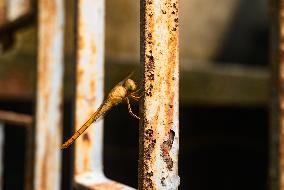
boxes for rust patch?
[144,128,156,160]
[40,136,52,189]
[145,139,156,160]
[91,38,97,54]
[161,177,166,186]
[78,34,85,50]
[82,133,90,142]
[144,171,154,189]
[161,130,175,170]
[142,119,157,189]
[90,80,96,97]
[82,132,92,171]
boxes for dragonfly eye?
[124,79,137,92]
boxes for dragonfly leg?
[133,88,141,94]
[131,88,142,96]
[130,93,143,101]
[126,97,140,120]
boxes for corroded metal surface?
[139,0,180,189]
[74,0,105,177]
[34,0,64,189]
[74,1,136,189]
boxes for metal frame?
[0,0,180,189]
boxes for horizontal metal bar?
[75,174,134,190]
[0,110,32,126]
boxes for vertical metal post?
[0,0,6,24]
[270,0,280,189]
[74,0,105,184]
[0,122,3,190]
[34,0,64,189]
[73,1,135,189]
[280,1,284,189]
[139,0,180,189]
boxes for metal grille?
[0,0,179,189]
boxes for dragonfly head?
[124,79,137,92]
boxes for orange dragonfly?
[61,74,141,149]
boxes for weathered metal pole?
[280,1,284,188]
[0,122,3,190]
[34,0,64,189]
[139,0,180,189]
[74,0,105,184]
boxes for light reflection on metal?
[0,0,31,26]
[34,0,64,189]
[139,0,180,189]
[6,0,30,22]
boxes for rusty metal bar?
[0,0,6,25]
[139,0,180,189]
[34,0,64,189]
[270,0,280,189]
[280,0,284,189]
[74,0,106,187]
[74,0,105,176]
[0,110,32,126]
[0,122,3,190]
[73,0,135,189]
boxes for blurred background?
[0,0,270,189]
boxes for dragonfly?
[61,73,141,149]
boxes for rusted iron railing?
[34,0,65,189]
[139,0,180,189]
[0,0,180,189]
